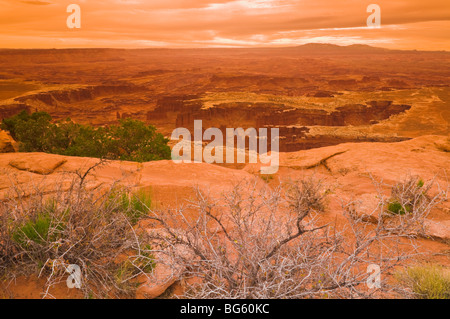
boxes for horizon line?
[0,43,449,53]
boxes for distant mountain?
[0,43,448,54]
[287,43,449,55]
[289,43,390,54]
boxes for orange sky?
[0,0,449,50]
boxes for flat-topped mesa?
[330,102,411,126]
[14,84,146,107]
[209,74,309,88]
[149,98,410,129]
[328,79,358,88]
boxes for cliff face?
[149,97,409,129]
[146,96,411,151]
[0,48,448,155]
[0,87,413,152]
[0,104,30,121]
[14,84,146,107]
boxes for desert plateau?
[1,0,450,303]
[0,46,449,300]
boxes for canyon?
[0,44,449,298]
[0,44,449,154]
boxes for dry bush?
[1,169,446,299]
[383,175,448,237]
[145,176,447,299]
[0,162,154,299]
[388,176,431,216]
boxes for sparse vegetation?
[395,264,450,299]
[145,176,446,299]
[1,169,447,299]
[1,111,171,162]
[11,205,65,250]
[260,174,274,183]
[115,244,156,292]
[0,163,155,298]
[387,176,432,216]
[108,188,153,226]
[387,200,410,215]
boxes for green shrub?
[1,110,51,140]
[11,200,65,249]
[1,111,53,152]
[387,201,411,215]
[107,119,171,162]
[387,176,430,216]
[12,214,53,247]
[1,112,171,162]
[260,174,274,183]
[118,190,152,225]
[417,179,424,188]
[396,264,450,299]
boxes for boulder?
[424,219,450,243]
[0,130,17,153]
[351,193,382,224]
[136,229,195,299]
[136,262,182,299]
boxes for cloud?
[0,0,449,49]
[20,0,52,5]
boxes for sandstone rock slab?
[9,154,67,175]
